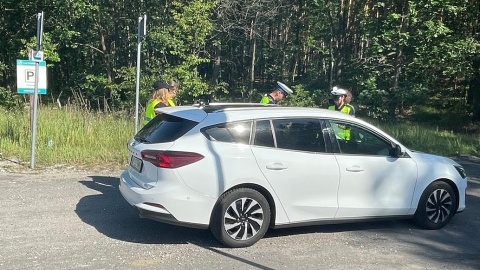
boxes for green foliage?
[0,0,479,125]
[0,87,22,110]
[409,105,472,130]
[110,66,138,109]
[19,33,60,62]
[283,84,321,108]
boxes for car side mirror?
[391,144,404,158]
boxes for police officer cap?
[276,81,294,96]
[331,86,347,96]
[153,80,172,90]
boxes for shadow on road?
[75,175,219,247]
[75,175,274,269]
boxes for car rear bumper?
[119,170,216,228]
[134,206,208,229]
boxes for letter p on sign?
[26,70,35,82]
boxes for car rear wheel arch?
[209,186,275,247]
[210,183,276,228]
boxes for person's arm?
[154,102,167,115]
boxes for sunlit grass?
[0,105,134,168]
[370,120,480,157]
[0,105,479,170]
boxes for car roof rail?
[192,102,279,112]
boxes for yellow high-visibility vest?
[144,99,160,125]
[328,104,354,140]
[260,95,274,104]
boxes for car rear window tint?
[273,118,326,152]
[202,121,252,144]
[254,120,275,147]
[135,114,198,144]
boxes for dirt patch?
[0,157,126,175]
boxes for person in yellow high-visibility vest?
[260,81,294,105]
[328,86,355,140]
[328,86,355,116]
[144,81,173,125]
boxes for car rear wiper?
[134,135,149,143]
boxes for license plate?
[130,155,143,172]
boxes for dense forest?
[1,0,479,121]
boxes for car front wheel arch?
[414,180,458,230]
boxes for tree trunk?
[250,17,257,93]
[211,44,221,86]
[469,56,480,122]
[388,2,409,117]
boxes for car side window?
[202,121,252,144]
[272,118,326,152]
[328,120,392,156]
[253,120,275,147]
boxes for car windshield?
[135,114,198,144]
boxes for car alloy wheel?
[211,188,271,248]
[425,188,452,224]
[414,181,457,230]
[224,197,264,240]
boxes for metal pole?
[134,18,141,134]
[134,14,146,134]
[30,62,40,169]
[30,11,44,169]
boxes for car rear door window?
[135,114,198,144]
[202,121,252,144]
[272,118,326,152]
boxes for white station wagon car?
[119,103,468,248]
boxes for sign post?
[30,11,44,169]
[134,14,147,134]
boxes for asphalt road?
[0,156,479,270]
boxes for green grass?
[0,105,134,168]
[369,119,480,157]
[0,105,478,170]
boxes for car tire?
[414,181,457,230]
[210,188,271,248]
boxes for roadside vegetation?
[0,105,478,169]
[1,1,479,170]
[0,106,132,168]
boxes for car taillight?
[141,150,204,168]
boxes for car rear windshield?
[134,114,198,144]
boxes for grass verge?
[0,105,478,170]
[0,105,133,169]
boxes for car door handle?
[346,165,364,172]
[266,163,287,170]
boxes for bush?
[0,87,23,110]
